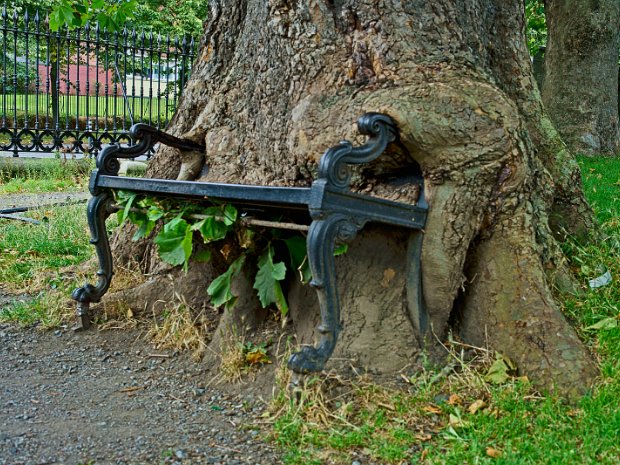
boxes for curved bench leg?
[71,192,115,331]
[288,213,361,373]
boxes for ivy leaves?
[116,192,236,272]
[115,191,317,318]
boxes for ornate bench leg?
[71,192,115,331]
[288,213,361,373]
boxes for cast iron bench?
[72,113,428,374]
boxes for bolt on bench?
[72,113,428,374]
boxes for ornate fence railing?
[0,8,197,157]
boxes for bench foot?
[72,302,92,332]
[71,192,115,328]
[288,214,360,373]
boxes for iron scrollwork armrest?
[74,124,205,329]
[94,124,206,178]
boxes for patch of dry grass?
[145,296,210,361]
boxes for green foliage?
[525,0,547,56]
[0,54,38,93]
[132,0,207,39]
[116,192,348,316]
[0,203,93,290]
[207,255,246,310]
[153,216,193,270]
[254,244,288,316]
[48,0,137,31]
[284,235,312,284]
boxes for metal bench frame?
[72,113,428,374]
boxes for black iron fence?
[0,8,197,156]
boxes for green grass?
[271,155,620,465]
[0,154,617,464]
[0,203,92,289]
[1,93,175,124]
[0,158,92,193]
[0,202,97,327]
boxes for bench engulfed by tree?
[75,1,605,398]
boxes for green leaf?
[484,352,516,385]
[585,316,618,331]
[120,192,137,224]
[147,206,164,222]
[194,249,212,263]
[223,204,238,225]
[284,235,311,284]
[154,217,193,270]
[207,255,246,309]
[192,217,228,243]
[49,10,62,31]
[254,245,288,315]
[334,244,348,256]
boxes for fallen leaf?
[380,268,396,288]
[377,402,396,411]
[119,386,144,393]
[448,394,462,405]
[220,243,233,260]
[423,404,442,414]
[449,413,470,428]
[484,352,516,385]
[585,316,618,331]
[245,349,270,365]
[414,433,432,442]
[486,447,502,458]
[468,399,487,414]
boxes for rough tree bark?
[543,0,620,155]
[113,0,598,397]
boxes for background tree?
[542,0,620,155]
[110,0,599,397]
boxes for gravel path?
[0,324,283,465]
[0,192,90,211]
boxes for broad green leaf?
[132,219,156,241]
[147,206,164,222]
[49,10,62,30]
[192,217,228,243]
[154,217,193,269]
[254,245,288,314]
[207,255,246,309]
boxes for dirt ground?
[0,323,283,465]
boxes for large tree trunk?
[543,0,620,155]
[114,0,597,397]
